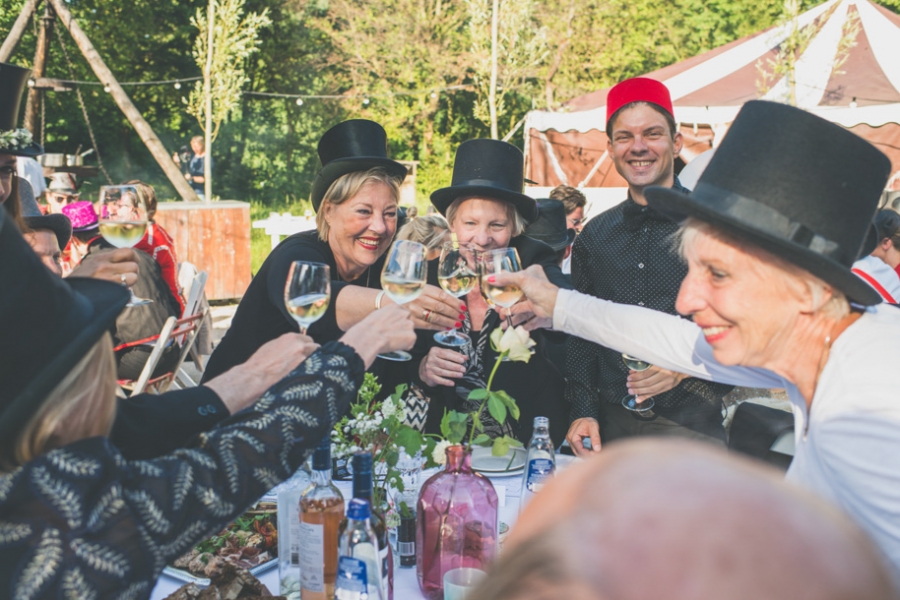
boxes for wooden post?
[23,3,54,136]
[203,0,214,202]
[46,0,200,202]
[0,0,41,63]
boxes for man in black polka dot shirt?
[564,78,732,455]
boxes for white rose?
[432,440,451,466]
[490,325,536,363]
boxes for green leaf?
[472,411,484,432]
[423,438,439,469]
[492,437,510,457]
[448,420,467,444]
[440,409,452,439]
[502,435,523,448]
[391,383,408,402]
[472,434,491,445]
[467,388,489,401]
[487,393,507,424]
[384,448,399,467]
[494,390,521,421]
[395,426,425,456]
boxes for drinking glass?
[434,241,477,347]
[98,184,151,307]
[285,261,331,334]
[379,239,427,361]
[478,247,523,331]
[621,353,655,412]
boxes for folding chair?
[173,267,209,388]
[117,309,208,395]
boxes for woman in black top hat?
[203,119,464,385]
[489,101,900,578]
[414,139,573,445]
[0,204,416,598]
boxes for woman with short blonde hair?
[492,101,900,579]
[204,120,464,384]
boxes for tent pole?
[0,0,41,63]
[46,0,199,201]
[23,2,54,136]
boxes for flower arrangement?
[0,128,33,151]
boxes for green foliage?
[3,0,894,210]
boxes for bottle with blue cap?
[520,416,555,511]
[335,498,384,600]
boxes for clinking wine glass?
[621,353,655,412]
[478,247,524,330]
[378,239,428,361]
[285,261,331,334]
[98,184,151,307]
[434,240,477,347]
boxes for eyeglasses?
[0,166,16,181]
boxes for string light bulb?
[103,85,111,93]
[363,97,370,105]
[174,82,182,90]
[296,98,304,106]
[430,92,438,99]
[27,78,35,88]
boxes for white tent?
[525,0,900,192]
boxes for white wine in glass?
[435,241,477,347]
[378,240,427,361]
[98,184,151,307]
[285,261,331,334]
[621,353,655,412]
[478,247,524,326]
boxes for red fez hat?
[606,77,674,127]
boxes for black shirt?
[566,181,732,423]
[203,230,385,382]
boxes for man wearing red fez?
[565,77,733,455]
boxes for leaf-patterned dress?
[0,341,363,600]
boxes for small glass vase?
[416,445,499,600]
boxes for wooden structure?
[1,0,200,202]
[155,201,251,300]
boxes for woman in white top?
[489,101,900,583]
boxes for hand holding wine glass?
[435,240,477,347]
[98,184,150,307]
[379,240,427,361]
[478,247,524,330]
[621,353,655,412]
[285,261,331,334]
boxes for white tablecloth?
[150,457,577,599]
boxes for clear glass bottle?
[338,452,393,599]
[520,416,555,511]
[335,498,384,600]
[394,449,424,569]
[277,458,312,598]
[299,438,344,600]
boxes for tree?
[187,0,270,200]
[465,0,548,138]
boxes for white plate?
[471,446,526,474]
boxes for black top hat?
[19,178,72,249]
[524,199,576,251]
[310,119,408,212]
[0,205,128,444]
[646,100,891,306]
[0,62,43,157]
[431,139,538,223]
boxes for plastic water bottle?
[277,459,311,600]
[520,416,555,511]
[335,499,384,600]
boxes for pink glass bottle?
[416,445,498,600]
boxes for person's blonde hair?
[2,333,117,473]
[316,168,402,242]
[677,219,850,320]
[396,214,450,252]
[445,196,527,238]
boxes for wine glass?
[378,239,427,361]
[285,261,331,334]
[434,241,477,347]
[98,184,151,307]
[478,247,523,331]
[621,353,655,412]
